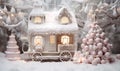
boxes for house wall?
[43,35,57,52]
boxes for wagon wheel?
[60,51,72,62]
[32,53,42,62]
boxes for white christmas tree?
[73,22,114,65]
[5,34,21,61]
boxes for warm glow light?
[60,16,69,24]
[11,14,14,17]
[34,16,42,24]
[0,16,2,19]
[61,35,70,45]
[34,36,43,46]
[0,10,4,14]
[50,35,55,44]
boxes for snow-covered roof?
[28,8,78,33]
[29,7,45,16]
[28,22,78,34]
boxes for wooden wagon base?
[21,51,74,62]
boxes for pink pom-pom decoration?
[92,51,96,56]
[92,59,98,65]
[96,33,100,37]
[88,56,94,63]
[105,52,110,58]
[82,38,88,44]
[98,51,103,57]
[95,58,101,63]
[103,47,107,52]
[96,29,101,33]
[95,38,101,43]
[84,46,89,51]
[81,44,85,48]
[88,39,94,44]
[89,45,93,50]
[97,43,102,49]
[90,33,95,38]
[97,29,102,33]
[104,38,109,44]
[89,45,93,48]
[95,24,99,28]
[87,41,90,45]
[93,30,97,33]
[93,45,97,50]
[100,32,105,38]
[101,60,106,64]
[84,59,89,64]
[85,52,89,56]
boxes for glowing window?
[61,35,70,45]
[60,16,70,24]
[34,16,42,24]
[50,35,55,44]
[34,36,43,46]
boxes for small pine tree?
[73,22,114,65]
[5,34,21,61]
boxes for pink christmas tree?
[73,22,114,65]
[5,34,21,61]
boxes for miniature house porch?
[28,31,78,53]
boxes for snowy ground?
[0,53,120,71]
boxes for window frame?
[61,35,70,45]
[33,36,44,48]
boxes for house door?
[43,35,57,52]
[48,35,57,52]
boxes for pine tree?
[73,22,114,65]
